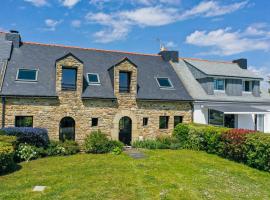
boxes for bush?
[1,127,49,148]
[173,124,190,146]
[84,130,123,154]
[0,142,15,174]
[16,143,38,162]
[132,140,167,149]
[46,140,80,156]
[112,147,122,155]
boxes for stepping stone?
[33,186,46,192]
[125,149,146,159]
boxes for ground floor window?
[174,116,183,127]
[91,118,98,127]
[159,116,169,129]
[15,116,33,127]
[59,117,75,141]
[143,117,148,126]
[208,110,224,126]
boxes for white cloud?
[86,1,248,43]
[24,0,48,7]
[59,0,80,8]
[165,41,177,49]
[244,23,270,37]
[71,20,81,28]
[44,19,62,31]
[249,66,270,90]
[185,26,270,55]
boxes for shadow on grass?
[0,164,22,176]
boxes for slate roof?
[172,59,270,103]
[0,41,192,101]
[184,58,263,80]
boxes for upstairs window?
[87,73,100,85]
[15,116,33,127]
[214,79,225,91]
[62,67,77,91]
[159,116,169,129]
[119,71,131,93]
[243,80,252,92]
[16,69,38,81]
[156,77,173,89]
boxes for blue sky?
[1,0,270,87]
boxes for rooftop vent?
[233,58,247,70]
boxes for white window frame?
[242,80,252,93]
[16,69,38,82]
[213,78,225,92]
[87,73,100,85]
[155,77,174,89]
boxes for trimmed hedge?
[0,127,49,148]
[0,135,16,174]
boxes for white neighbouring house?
[172,58,270,133]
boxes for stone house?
[0,31,192,144]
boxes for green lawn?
[1,150,270,200]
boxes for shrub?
[173,124,190,146]
[112,147,122,155]
[46,140,80,156]
[221,129,256,162]
[108,140,124,152]
[132,140,167,149]
[1,127,49,148]
[16,143,38,162]
[0,142,15,174]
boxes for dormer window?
[156,77,174,89]
[16,69,38,81]
[62,67,77,91]
[243,80,252,92]
[87,73,100,85]
[119,71,131,93]
[214,79,225,91]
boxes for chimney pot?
[233,58,247,69]
[158,50,179,63]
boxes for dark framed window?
[143,117,148,126]
[15,116,33,127]
[159,116,169,129]
[87,73,100,85]
[16,69,37,81]
[156,77,173,88]
[119,71,131,93]
[208,109,224,126]
[62,67,77,91]
[214,79,225,91]
[91,118,98,127]
[243,80,252,92]
[174,116,183,127]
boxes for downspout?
[2,96,5,128]
[190,102,194,123]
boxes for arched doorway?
[59,117,75,141]
[119,116,132,145]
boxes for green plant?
[173,123,190,146]
[16,143,38,162]
[111,146,122,155]
[84,130,111,154]
[0,142,15,174]
[46,141,66,156]
[61,140,80,155]
[132,140,167,149]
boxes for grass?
[1,150,270,200]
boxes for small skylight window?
[16,69,38,81]
[87,73,100,85]
[156,77,173,88]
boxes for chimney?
[233,58,247,69]
[158,50,179,63]
[5,30,21,48]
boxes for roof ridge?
[22,41,160,57]
[180,57,233,64]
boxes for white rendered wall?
[237,114,255,130]
[193,104,208,124]
[264,114,270,133]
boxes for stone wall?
[0,55,192,143]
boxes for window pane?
[157,78,172,87]
[119,72,130,93]
[214,79,224,90]
[244,81,251,92]
[62,68,77,90]
[209,110,224,126]
[143,118,148,126]
[91,118,98,127]
[17,69,37,81]
[88,74,99,83]
[174,116,183,127]
[15,116,33,127]
[159,116,169,129]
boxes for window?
[214,79,225,91]
[208,110,224,126]
[156,77,173,88]
[243,80,252,92]
[87,73,100,85]
[16,69,37,81]
[159,116,169,129]
[143,117,148,126]
[119,71,131,93]
[62,68,77,91]
[91,118,98,127]
[174,116,183,127]
[15,116,33,127]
